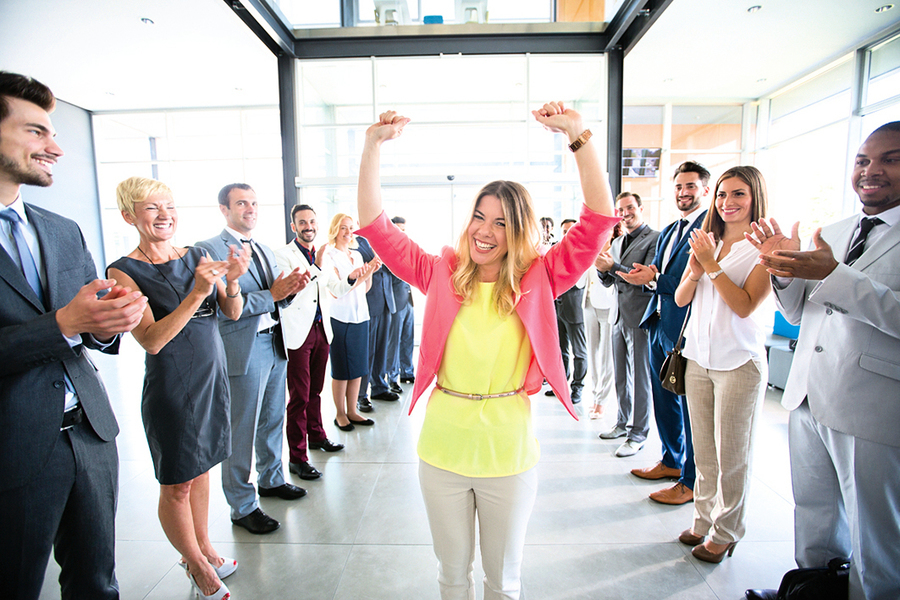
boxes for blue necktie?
[1,207,45,306]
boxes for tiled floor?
[40,337,797,599]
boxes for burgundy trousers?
[286,320,329,463]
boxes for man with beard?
[0,71,146,598]
[597,192,659,457]
[619,161,709,504]
[275,204,356,483]
[746,123,900,600]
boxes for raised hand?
[366,110,411,146]
[758,228,839,280]
[56,279,148,339]
[746,218,800,257]
[532,101,583,139]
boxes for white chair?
[374,0,410,25]
[455,0,488,23]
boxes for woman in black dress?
[108,177,248,600]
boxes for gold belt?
[435,384,524,401]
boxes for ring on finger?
[211,269,219,276]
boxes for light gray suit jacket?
[0,204,119,492]
[599,223,660,328]
[775,214,900,448]
[196,230,287,375]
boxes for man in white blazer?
[275,204,357,481]
[748,123,900,600]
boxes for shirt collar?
[224,226,250,244]
[858,203,900,229]
[2,194,28,224]
[681,205,704,224]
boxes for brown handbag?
[659,307,690,395]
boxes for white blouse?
[682,238,767,371]
[324,245,370,324]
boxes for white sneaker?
[599,425,628,440]
[615,439,646,457]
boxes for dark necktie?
[845,217,883,266]
[673,219,688,248]
[242,238,271,287]
[1,207,45,306]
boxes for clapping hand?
[194,254,229,294]
[746,218,800,257]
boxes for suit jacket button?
[53,380,64,389]
[814,346,823,353]
[826,308,833,315]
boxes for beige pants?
[685,358,765,544]
[418,460,538,600]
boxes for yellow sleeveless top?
[417,282,539,477]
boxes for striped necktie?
[845,217,883,266]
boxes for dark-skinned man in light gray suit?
[0,72,146,599]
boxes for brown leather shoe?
[631,461,681,480]
[649,482,694,505]
[678,529,705,546]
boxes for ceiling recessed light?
[141,17,154,25]
[875,4,893,12]
[757,78,767,83]
[747,5,762,13]
[663,78,674,83]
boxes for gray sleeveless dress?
[109,247,231,484]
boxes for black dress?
[108,247,231,484]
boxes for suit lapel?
[223,230,264,289]
[2,205,48,312]
[853,220,900,272]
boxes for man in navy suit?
[356,235,398,411]
[0,71,146,598]
[620,162,709,505]
[387,216,415,385]
[553,218,587,403]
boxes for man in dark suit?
[356,235,399,411]
[746,123,900,600]
[196,183,308,535]
[0,72,146,598]
[552,218,587,404]
[621,162,709,505]
[597,192,659,457]
[387,216,415,385]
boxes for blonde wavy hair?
[327,213,359,249]
[451,181,541,317]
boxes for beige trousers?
[685,358,765,544]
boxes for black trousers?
[0,421,119,600]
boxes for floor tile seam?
[751,474,796,506]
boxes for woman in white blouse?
[673,166,773,563]
[324,213,378,431]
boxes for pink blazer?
[356,205,618,420]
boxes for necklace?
[135,245,214,318]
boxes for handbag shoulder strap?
[674,305,691,351]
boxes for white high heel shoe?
[180,557,238,579]
[186,568,231,600]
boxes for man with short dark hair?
[621,161,709,505]
[0,71,146,598]
[746,123,900,600]
[275,204,350,483]
[540,216,555,245]
[197,184,308,535]
[597,192,659,457]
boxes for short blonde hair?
[327,213,358,248]
[116,176,173,217]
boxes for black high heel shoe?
[334,418,354,432]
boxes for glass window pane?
[867,33,900,106]
[769,91,851,144]
[671,106,743,151]
[300,59,373,125]
[272,0,341,28]
[770,59,853,121]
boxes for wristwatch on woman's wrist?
[709,269,724,280]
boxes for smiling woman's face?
[129,192,178,243]
[466,194,508,280]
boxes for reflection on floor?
[41,337,796,599]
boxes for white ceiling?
[1,0,898,112]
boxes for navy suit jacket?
[0,204,120,492]
[357,235,395,315]
[640,210,707,342]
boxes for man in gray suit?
[597,192,659,457]
[746,123,900,600]
[197,184,308,535]
[0,72,146,598]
